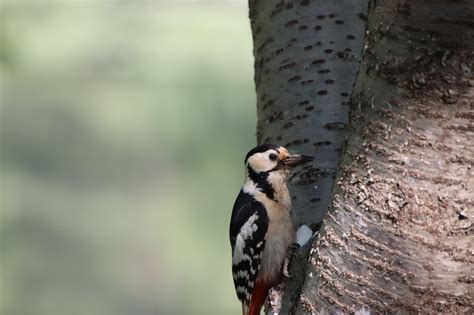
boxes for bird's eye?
[269,153,278,161]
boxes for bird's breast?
[259,206,295,284]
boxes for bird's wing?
[229,192,268,303]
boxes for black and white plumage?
[229,144,314,315]
[230,195,268,302]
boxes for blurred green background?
[0,1,256,314]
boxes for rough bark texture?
[250,0,473,314]
[248,0,368,312]
[294,0,474,313]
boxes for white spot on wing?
[243,180,261,195]
[236,286,247,294]
[233,213,259,264]
[234,270,249,280]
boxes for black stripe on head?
[247,166,275,200]
[244,144,280,164]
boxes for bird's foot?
[283,242,300,278]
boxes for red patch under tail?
[248,280,271,315]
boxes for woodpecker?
[229,144,314,315]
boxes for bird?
[229,144,314,315]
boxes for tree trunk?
[248,0,369,310]
[249,0,473,313]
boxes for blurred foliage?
[0,1,255,314]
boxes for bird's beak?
[283,153,314,167]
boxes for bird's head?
[244,144,314,178]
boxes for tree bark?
[249,0,368,312]
[249,0,473,313]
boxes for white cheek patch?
[247,152,276,173]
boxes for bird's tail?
[245,280,271,315]
[242,303,249,315]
